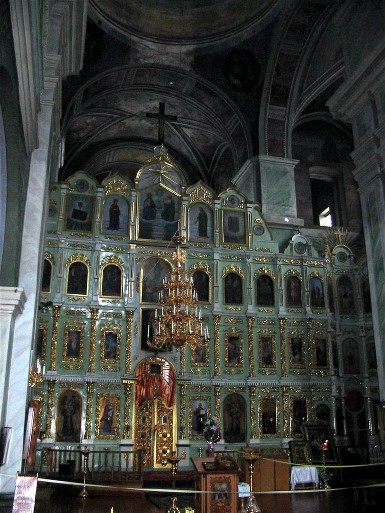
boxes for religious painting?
[140,308,156,350]
[222,210,246,244]
[224,273,243,304]
[290,336,304,367]
[207,474,232,513]
[256,274,274,306]
[63,329,82,360]
[225,333,242,366]
[96,394,120,438]
[188,203,214,242]
[192,343,209,365]
[138,186,180,241]
[342,338,360,374]
[315,404,331,426]
[288,440,310,464]
[65,193,94,232]
[101,195,129,235]
[337,275,355,314]
[141,258,171,303]
[100,263,122,298]
[303,424,338,464]
[56,390,81,443]
[191,398,208,437]
[66,261,88,296]
[260,397,278,436]
[41,259,52,293]
[376,403,385,451]
[36,325,47,359]
[192,270,210,302]
[310,276,325,308]
[101,331,119,361]
[315,338,328,367]
[291,398,307,435]
[286,275,302,307]
[223,394,246,443]
[259,335,275,368]
[367,342,377,370]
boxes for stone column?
[328,38,385,402]
[0,287,26,430]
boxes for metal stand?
[242,452,261,513]
[166,451,186,513]
[79,446,90,498]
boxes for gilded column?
[247,316,255,377]
[282,386,290,438]
[122,379,134,439]
[214,386,221,423]
[45,380,55,439]
[279,317,286,377]
[125,310,134,374]
[180,346,186,376]
[213,314,221,376]
[178,382,186,439]
[88,307,98,373]
[248,385,257,439]
[49,306,61,371]
[85,381,95,439]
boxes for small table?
[290,466,319,490]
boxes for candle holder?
[167,496,181,513]
[320,440,331,489]
[79,446,90,497]
[240,450,261,513]
[166,451,186,489]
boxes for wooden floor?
[1,473,384,513]
[28,478,384,513]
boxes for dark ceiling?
[60,0,351,192]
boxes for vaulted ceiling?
[60,0,352,192]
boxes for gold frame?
[62,322,85,367]
[99,258,124,298]
[37,323,48,359]
[313,334,329,368]
[191,341,209,366]
[65,254,90,297]
[140,257,172,303]
[290,397,308,437]
[101,193,129,236]
[224,328,243,368]
[41,254,54,293]
[187,202,214,243]
[190,397,211,439]
[100,323,121,363]
[189,263,212,304]
[96,393,120,439]
[258,333,276,368]
[288,331,306,369]
[221,209,247,246]
[259,396,279,438]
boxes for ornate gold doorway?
[134,357,176,468]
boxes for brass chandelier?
[147,234,209,350]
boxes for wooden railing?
[32,446,144,483]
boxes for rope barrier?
[1,472,385,497]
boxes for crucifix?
[146,102,177,144]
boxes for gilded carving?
[222,264,244,278]
[125,310,134,373]
[88,308,98,373]
[85,382,94,439]
[254,257,272,262]
[213,315,221,376]
[104,177,129,194]
[254,267,276,279]
[122,380,133,439]
[188,186,213,205]
[49,306,61,371]
[248,386,257,438]
[46,380,56,439]
[247,317,255,377]
[279,318,286,377]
